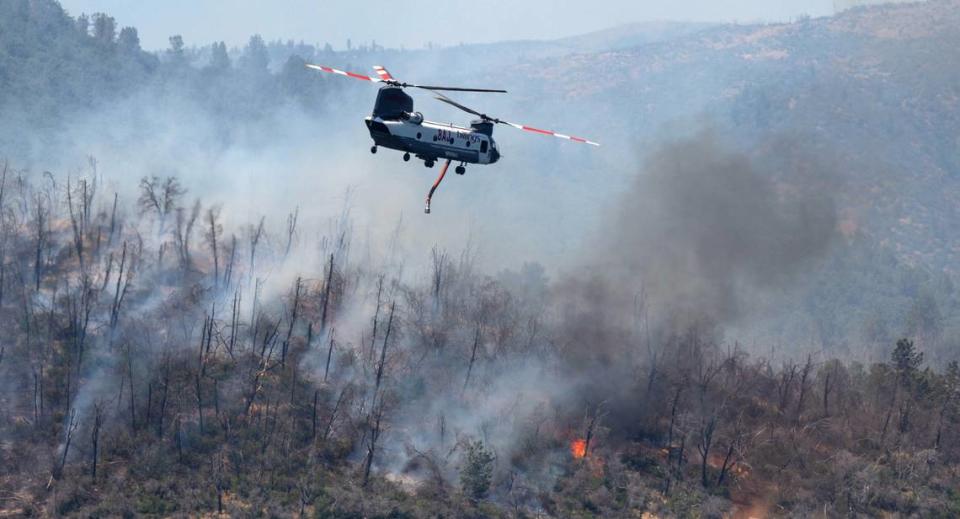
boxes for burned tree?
[90,402,104,482]
[137,176,184,225]
[205,205,222,286]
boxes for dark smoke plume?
[553,130,839,416]
[595,130,836,324]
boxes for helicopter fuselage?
[364,85,500,166]
[364,116,500,165]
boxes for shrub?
[460,440,496,501]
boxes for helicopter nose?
[490,147,500,163]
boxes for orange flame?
[570,438,587,458]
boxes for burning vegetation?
[570,438,587,459]
[0,142,958,518]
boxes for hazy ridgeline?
[2,0,960,516]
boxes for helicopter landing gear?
[370,145,377,154]
[424,159,435,168]
[425,159,452,214]
[403,152,411,162]
[455,164,466,175]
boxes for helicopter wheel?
[455,165,466,175]
[403,152,411,162]
[370,145,377,154]
[424,160,435,168]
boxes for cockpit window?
[480,140,488,153]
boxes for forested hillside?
[0,0,333,159]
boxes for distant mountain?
[501,0,960,275]
[461,20,717,57]
[834,0,924,12]
[554,21,717,52]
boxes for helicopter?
[305,64,599,213]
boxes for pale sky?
[59,0,835,51]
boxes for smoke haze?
[4,2,960,516]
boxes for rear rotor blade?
[433,93,600,146]
[305,64,382,83]
[306,64,505,93]
[501,121,601,146]
[372,65,394,81]
[433,94,485,118]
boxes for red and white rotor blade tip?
[503,122,600,146]
[305,64,382,83]
[372,65,394,81]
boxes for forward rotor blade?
[500,121,601,146]
[305,64,382,83]
[415,85,507,93]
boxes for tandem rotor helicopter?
[305,64,599,213]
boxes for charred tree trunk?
[281,277,302,367]
[33,366,43,425]
[66,177,85,273]
[320,254,334,332]
[368,276,384,363]
[90,403,103,482]
[54,409,80,480]
[697,415,717,488]
[363,401,384,487]
[823,366,833,417]
[676,434,686,473]
[248,217,264,284]
[777,363,797,415]
[223,234,237,288]
[126,343,136,431]
[461,324,481,396]
[229,289,240,356]
[430,246,446,307]
[33,195,47,292]
[196,373,205,434]
[158,360,170,438]
[145,381,153,430]
[716,441,736,487]
[285,207,298,257]
[324,328,335,382]
[667,384,684,460]
[110,241,129,333]
[583,404,603,458]
[175,416,183,463]
[244,318,281,416]
[795,355,813,424]
[206,207,221,288]
[323,387,347,442]
[372,302,396,409]
[935,404,948,450]
[311,389,319,440]
[108,192,118,245]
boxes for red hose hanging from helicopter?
[424,160,452,214]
